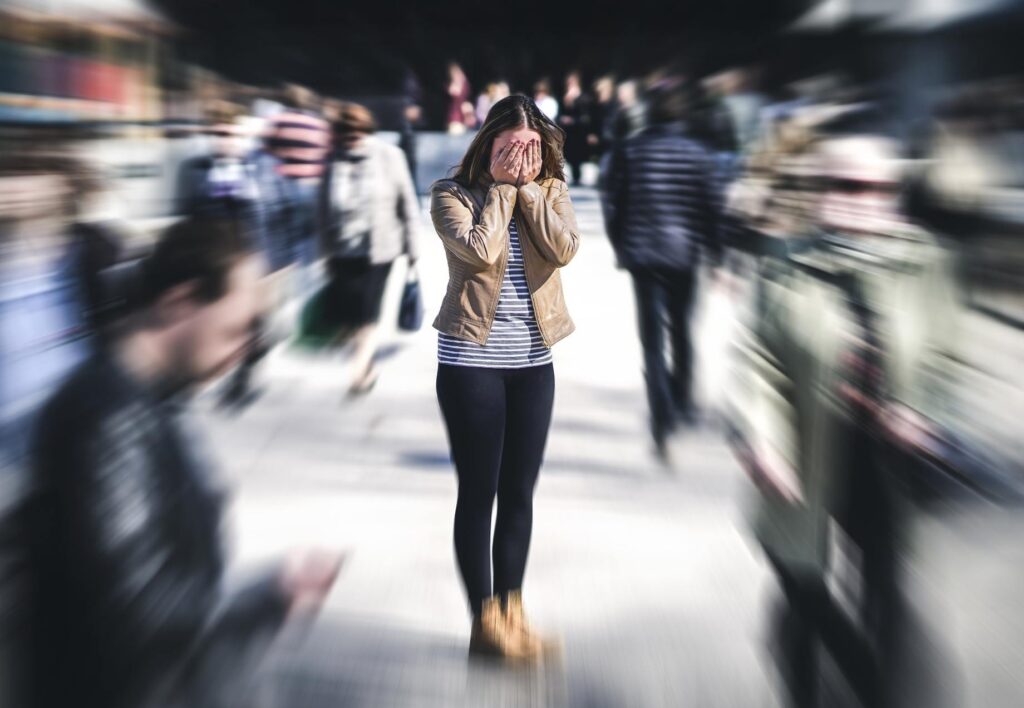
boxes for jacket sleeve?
[174,159,201,216]
[698,150,724,267]
[515,180,581,267]
[393,147,421,261]
[63,414,289,682]
[728,272,800,480]
[430,181,517,268]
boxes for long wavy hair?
[452,94,565,186]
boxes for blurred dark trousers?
[629,266,697,441]
[436,363,554,616]
[768,555,883,708]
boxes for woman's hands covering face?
[517,139,541,186]
[489,141,525,185]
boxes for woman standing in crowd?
[319,102,420,395]
[430,95,580,661]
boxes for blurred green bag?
[293,284,346,350]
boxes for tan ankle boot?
[504,591,561,658]
[469,596,539,662]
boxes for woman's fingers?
[490,143,509,171]
[507,142,524,172]
[509,141,526,165]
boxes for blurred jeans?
[629,265,698,440]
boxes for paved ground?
[196,187,1023,708]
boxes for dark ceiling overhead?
[153,0,817,94]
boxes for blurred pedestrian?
[0,152,106,707]
[610,79,645,142]
[249,87,330,408]
[63,160,137,348]
[175,104,261,226]
[430,94,579,661]
[176,104,294,409]
[476,82,502,126]
[265,84,332,274]
[588,75,616,160]
[730,130,960,708]
[319,102,420,395]
[447,62,473,134]
[559,70,592,185]
[533,79,559,122]
[600,85,722,461]
[399,68,424,194]
[23,216,342,708]
[0,153,98,470]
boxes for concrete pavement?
[194,186,1024,708]
[197,186,779,707]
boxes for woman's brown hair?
[452,94,565,186]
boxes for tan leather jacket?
[430,176,580,346]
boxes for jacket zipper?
[513,211,551,347]
[484,228,509,344]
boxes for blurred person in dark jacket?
[319,102,420,395]
[0,153,95,708]
[600,85,722,460]
[23,216,341,708]
[400,68,425,196]
[559,70,592,186]
[588,75,616,161]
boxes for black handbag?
[398,264,423,332]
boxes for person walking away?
[21,216,342,708]
[430,94,579,661]
[319,102,420,395]
[600,85,722,461]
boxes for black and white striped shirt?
[438,218,552,369]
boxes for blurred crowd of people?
[0,77,426,706]
[594,63,1024,706]
[1,28,1024,707]
[443,62,617,185]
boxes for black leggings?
[436,363,555,616]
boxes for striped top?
[265,109,331,180]
[438,218,553,369]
